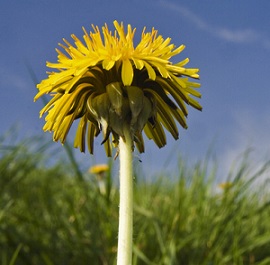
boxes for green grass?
[1,135,270,265]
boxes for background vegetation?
[1,133,270,265]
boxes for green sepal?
[106,82,124,116]
[109,97,130,138]
[134,132,145,153]
[103,132,112,157]
[134,96,153,133]
[125,86,144,126]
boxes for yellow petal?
[74,115,87,152]
[87,122,96,154]
[121,59,134,86]
[132,58,144,70]
[144,61,156,80]
[102,59,115,70]
[149,61,170,78]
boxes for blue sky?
[1,0,270,179]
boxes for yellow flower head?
[35,21,202,156]
[89,164,109,175]
[218,182,233,190]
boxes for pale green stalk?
[117,127,133,265]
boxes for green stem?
[117,127,133,265]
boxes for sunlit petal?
[121,59,134,86]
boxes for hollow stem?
[117,127,133,265]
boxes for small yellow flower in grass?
[89,164,109,195]
[89,164,109,177]
[34,20,202,156]
[219,182,233,190]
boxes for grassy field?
[1,135,270,265]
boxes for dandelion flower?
[35,21,202,264]
[89,164,109,175]
[219,182,233,190]
[34,20,202,157]
[89,164,110,195]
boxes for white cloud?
[163,3,209,31]
[216,28,259,43]
[159,0,270,47]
